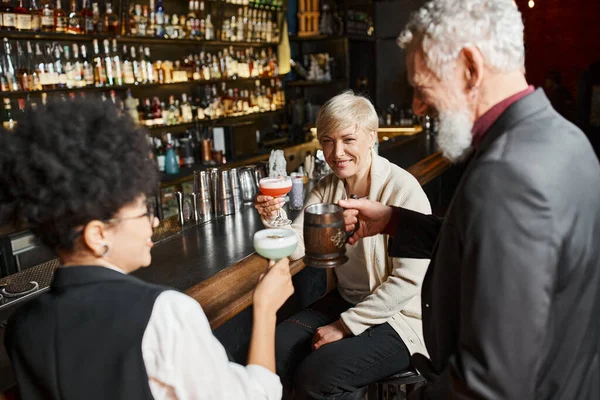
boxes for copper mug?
[303,203,349,268]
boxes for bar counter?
[133,131,437,291]
[0,131,448,394]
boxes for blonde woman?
[255,91,431,399]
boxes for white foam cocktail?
[253,228,298,261]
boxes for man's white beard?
[436,110,474,163]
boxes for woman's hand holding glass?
[254,195,286,219]
[255,176,293,226]
[253,258,295,314]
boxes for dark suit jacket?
[391,89,600,399]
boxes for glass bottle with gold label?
[54,0,67,33]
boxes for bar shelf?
[0,76,284,98]
[0,31,277,47]
[147,108,285,135]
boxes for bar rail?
[186,151,451,329]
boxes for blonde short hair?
[316,90,379,140]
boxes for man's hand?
[338,198,393,245]
[312,320,351,350]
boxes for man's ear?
[461,47,484,91]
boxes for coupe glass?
[259,176,292,226]
[253,228,298,261]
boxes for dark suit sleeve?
[386,206,443,259]
[422,161,557,399]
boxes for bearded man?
[339,1,600,399]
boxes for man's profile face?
[406,47,475,162]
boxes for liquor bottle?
[155,60,165,84]
[1,0,16,31]
[237,8,244,41]
[0,61,8,92]
[131,46,143,84]
[81,0,93,34]
[265,11,272,43]
[228,46,238,78]
[15,42,30,91]
[210,55,221,79]
[54,0,67,33]
[237,50,249,78]
[254,10,262,42]
[221,83,233,116]
[92,1,102,33]
[177,14,186,38]
[111,39,123,86]
[127,3,136,35]
[102,39,114,86]
[230,14,237,41]
[42,45,57,90]
[124,89,139,122]
[92,39,106,87]
[196,1,203,39]
[186,0,196,37]
[15,0,31,32]
[63,45,75,88]
[201,52,210,80]
[71,44,84,88]
[27,41,42,90]
[137,5,147,36]
[80,44,94,87]
[154,138,165,172]
[104,2,119,35]
[147,0,155,36]
[2,98,16,131]
[54,46,67,88]
[180,93,193,122]
[122,45,134,84]
[221,19,230,41]
[151,97,163,125]
[29,0,41,32]
[144,47,154,83]
[164,134,180,175]
[155,0,165,37]
[3,39,19,92]
[218,51,227,79]
[167,95,178,125]
[33,43,47,90]
[66,0,82,34]
[205,14,213,40]
[141,97,152,125]
[40,0,54,31]
[243,7,250,42]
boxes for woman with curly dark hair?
[0,98,293,400]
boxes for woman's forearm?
[247,308,278,372]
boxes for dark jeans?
[276,291,411,400]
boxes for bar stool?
[367,369,425,400]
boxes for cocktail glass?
[253,228,298,261]
[259,176,293,227]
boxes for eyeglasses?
[105,201,156,225]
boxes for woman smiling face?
[316,91,379,181]
[319,126,375,180]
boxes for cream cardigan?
[264,151,431,356]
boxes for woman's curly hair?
[0,98,158,251]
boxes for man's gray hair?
[316,90,379,140]
[398,0,525,80]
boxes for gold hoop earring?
[96,244,110,258]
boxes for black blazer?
[391,89,600,399]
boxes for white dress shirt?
[141,290,282,400]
